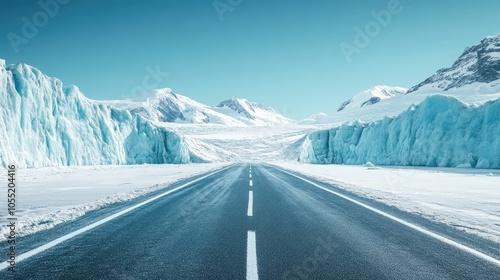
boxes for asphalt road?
[2,163,499,279]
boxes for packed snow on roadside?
[273,162,500,243]
[0,163,229,241]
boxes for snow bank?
[299,95,500,168]
[0,62,214,168]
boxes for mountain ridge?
[407,33,500,93]
[302,34,500,125]
[101,88,291,126]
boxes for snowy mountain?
[408,34,500,93]
[102,90,290,126]
[0,60,229,168]
[215,97,291,125]
[302,35,500,125]
[101,88,244,126]
[337,85,407,112]
[130,89,211,124]
[295,34,500,168]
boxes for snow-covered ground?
[272,162,500,243]
[0,163,229,241]
[158,123,314,161]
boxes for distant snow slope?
[337,85,407,112]
[299,95,500,168]
[102,89,290,126]
[299,112,329,124]
[0,60,225,168]
[157,123,312,162]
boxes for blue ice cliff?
[299,95,500,168]
[0,59,210,168]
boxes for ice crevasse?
[299,95,500,169]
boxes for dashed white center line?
[246,230,259,280]
[247,191,254,217]
[247,165,258,278]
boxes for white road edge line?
[247,191,254,217]
[249,180,253,187]
[277,167,500,268]
[247,230,259,280]
[0,165,233,271]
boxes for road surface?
[1,163,499,279]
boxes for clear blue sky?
[1,0,500,119]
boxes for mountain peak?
[407,34,500,93]
[131,88,176,102]
[217,98,260,120]
[337,85,407,112]
[215,97,290,125]
[482,33,500,43]
[217,97,274,113]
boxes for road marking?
[247,191,254,217]
[276,167,500,268]
[247,230,259,280]
[249,180,253,187]
[0,165,233,271]
[249,173,252,178]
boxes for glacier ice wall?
[0,61,203,168]
[299,95,500,168]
